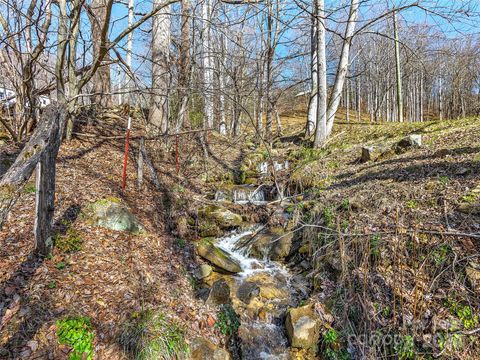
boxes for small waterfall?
[214,229,298,358]
[214,190,228,202]
[258,160,289,176]
[233,186,266,204]
[258,162,269,175]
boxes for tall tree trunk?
[393,9,403,122]
[125,0,134,104]
[264,0,274,142]
[202,0,214,129]
[325,0,359,134]
[149,0,171,134]
[89,0,112,107]
[178,0,191,131]
[306,3,318,136]
[312,0,327,147]
[218,33,227,135]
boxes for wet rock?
[246,273,289,301]
[196,239,242,273]
[285,304,321,350]
[197,288,210,301]
[198,205,243,229]
[237,282,260,304]
[207,279,231,306]
[84,198,145,233]
[190,337,231,360]
[269,229,294,261]
[195,264,213,280]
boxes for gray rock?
[269,231,294,261]
[285,304,321,350]
[237,281,260,304]
[195,264,213,279]
[84,198,145,233]
[397,134,422,148]
[196,238,242,273]
[207,279,231,306]
[190,337,231,360]
[361,145,390,162]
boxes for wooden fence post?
[34,152,56,255]
[0,105,65,256]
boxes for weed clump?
[119,310,189,360]
[215,304,240,336]
[56,316,95,360]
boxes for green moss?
[119,310,189,360]
[56,316,95,360]
[23,182,36,194]
[55,228,83,253]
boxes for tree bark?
[393,9,403,122]
[88,0,113,107]
[149,0,171,134]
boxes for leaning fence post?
[34,151,56,255]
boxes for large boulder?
[196,238,242,273]
[396,134,422,150]
[360,144,392,163]
[84,198,145,233]
[190,337,231,360]
[285,304,321,350]
[198,205,243,229]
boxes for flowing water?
[215,229,304,359]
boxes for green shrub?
[405,200,419,209]
[445,299,479,330]
[339,198,350,211]
[323,329,351,360]
[323,207,335,228]
[119,310,189,360]
[432,244,451,266]
[395,335,416,360]
[215,304,240,336]
[56,316,95,360]
[370,234,381,260]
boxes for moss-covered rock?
[84,198,145,234]
[196,238,242,273]
[198,205,243,229]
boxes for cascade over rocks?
[196,238,242,273]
